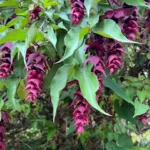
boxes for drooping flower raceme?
[29,6,42,21]
[25,50,48,102]
[102,6,139,40]
[0,111,9,150]
[138,114,148,126]
[0,43,13,79]
[70,0,85,24]
[72,90,89,134]
[106,39,124,73]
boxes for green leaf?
[66,121,75,135]
[17,80,27,100]
[50,64,73,121]
[137,90,147,102]
[45,10,55,22]
[120,0,146,6]
[57,12,70,22]
[86,14,99,27]
[74,65,110,115]
[0,29,27,44]
[93,19,137,43]
[56,27,81,63]
[13,42,27,67]
[0,99,4,111]
[47,128,56,141]
[79,27,90,40]
[118,134,133,149]
[44,0,61,7]
[0,0,18,7]
[6,78,20,111]
[106,141,120,150]
[84,0,93,17]
[102,76,133,104]
[134,100,149,117]
[114,101,137,124]
[45,26,57,48]
[0,79,6,90]
[0,25,7,32]
[25,26,37,47]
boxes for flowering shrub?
[0,0,150,149]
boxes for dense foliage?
[0,0,150,149]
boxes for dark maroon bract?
[0,43,13,79]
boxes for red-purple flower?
[29,6,42,21]
[0,43,13,79]
[70,0,84,24]
[0,111,9,150]
[138,114,148,126]
[106,40,124,73]
[25,50,48,102]
[72,90,89,134]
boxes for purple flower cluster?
[0,111,9,150]
[0,43,13,79]
[29,6,42,21]
[102,6,139,40]
[72,90,89,134]
[138,114,148,126]
[70,0,84,24]
[84,34,124,102]
[25,50,48,102]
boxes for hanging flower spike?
[25,50,48,102]
[106,40,124,74]
[0,111,9,150]
[29,6,42,21]
[138,114,148,126]
[70,0,85,24]
[0,43,13,79]
[73,90,89,134]
[123,7,139,40]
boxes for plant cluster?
[0,0,150,149]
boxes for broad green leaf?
[45,10,55,22]
[25,26,37,47]
[0,29,27,44]
[6,17,28,29]
[0,79,5,89]
[51,22,67,30]
[79,27,90,40]
[45,26,57,48]
[57,27,81,63]
[66,121,75,135]
[86,14,99,27]
[118,134,133,149]
[134,100,149,117]
[0,25,7,32]
[84,0,93,17]
[57,12,70,22]
[74,65,110,115]
[114,101,137,124]
[47,128,56,141]
[120,0,146,6]
[14,42,27,67]
[93,19,137,43]
[50,64,73,121]
[17,80,27,100]
[102,76,133,104]
[137,90,147,102]
[106,141,120,150]
[44,0,61,7]
[0,0,18,7]
[0,99,4,111]
[6,78,20,110]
